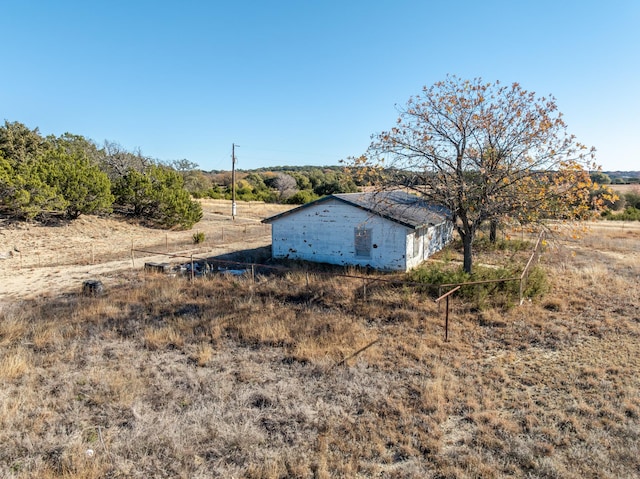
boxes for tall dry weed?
[0,315,29,347]
[0,347,32,381]
[143,325,185,350]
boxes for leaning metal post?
[434,286,461,342]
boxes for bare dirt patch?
[0,200,291,303]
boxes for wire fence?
[6,222,270,270]
[131,230,546,341]
[3,221,545,340]
[3,219,547,342]
[433,230,547,305]
[132,230,547,305]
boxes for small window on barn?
[354,227,372,258]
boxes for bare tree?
[274,173,298,200]
[99,141,151,180]
[364,76,604,274]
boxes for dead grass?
[0,221,639,478]
[0,347,32,381]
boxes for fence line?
[129,229,547,342]
[7,221,269,270]
[132,229,547,305]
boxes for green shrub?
[409,262,548,310]
[113,165,202,229]
[192,231,205,244]
[44,148,113,219]
[523,265,549,298]
[285,190,320,205]
[475,236,531,252]
[408,263,470,286]
[602,206,640,221]
[624,191,640,209]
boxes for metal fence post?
[435,286,460,342]
[445,295,450,341]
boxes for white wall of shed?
[270,199,410,271]
[404,221,454,270]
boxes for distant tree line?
[590,171,640,185]
[190,166,360,204]
[0,121,202,228]
[601,187,640,221]
[588,171,640,220]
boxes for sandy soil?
[0,200,291,303]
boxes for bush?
[602,206,640,221]
[408,263,470,286]
[0,155,68,220]
[192,231,205,244]
[113,165,202,229]
[409,262,548,310]
[199,186,223,199]
[44,148,113,219]
[623,191,640,209]
[523,265,549,298]
[474,236,531,252]
[285,190,320,205]
[1,143,114,221]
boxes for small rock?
[82,280,104,296]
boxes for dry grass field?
[1,204,639,478]
[609,184,640,195]
[0,200,289,302]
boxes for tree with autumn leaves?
[362,76,613,274]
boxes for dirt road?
[0,200,289,303]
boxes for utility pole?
[231,143,237,220]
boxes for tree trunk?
[489,219,498,244]
[462,232,474,275]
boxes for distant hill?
[605,171,640,178]
[604,171,640,184]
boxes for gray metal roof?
[262,191,450,229]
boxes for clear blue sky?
[2,0,638,171]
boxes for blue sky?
[2,1,638,171]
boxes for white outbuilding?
[262,191,453,271]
